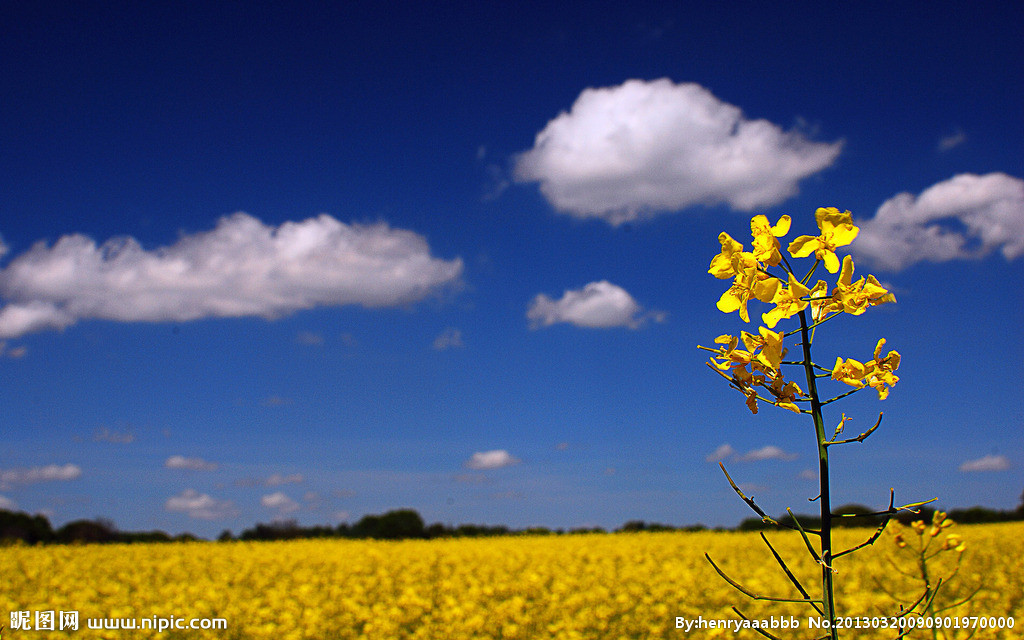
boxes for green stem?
[798,309,838,639]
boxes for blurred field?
[2,522,1021,639]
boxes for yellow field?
[2,522,1021,639]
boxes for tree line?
[1,495,1021,545]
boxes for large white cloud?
[527,280,658,329]
[514,78,843,225]
[0,212,464,338]
[165,488,237,520]
[854,173,1024,270]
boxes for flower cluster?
[831,338,902,400]
[701,207,900,413]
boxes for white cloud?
[164,455,218,471]
[465,450,520,470]
[432,327,464,350]
[527,280,659,329]
[958,454,1010,473]
[295,330,324,346]
[265,473,304,486]
[739,445,798,462]
[261,491,300,513]
[854,173,1024,270]
[705,443,736,462]
[0,495,17,510]
[0,212,463,338]
[0,463,82,489]
[514,78,842,225]
[938,129,966,152]
[165,488,236,520]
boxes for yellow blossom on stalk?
[767,376,805,413]
[865,338,901,400]
[831,339,901,400]
[708,232,756,279]
[831,357,869,388]
[750,214,791,266]
[717,266,779,323]
[762,272,811,328]
[787,207,859,273]
[832,255,896,315]
[807,279,836,321]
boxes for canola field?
[2,522,1022,639]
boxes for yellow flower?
[766,376,805,413]
[831,356,868,388]
[717,265,779,322]
[750,214,791,266]
[831,255,896,315]
[708,232,755,279]
[761,272,811,328]
[787,207,859,273]
[832,339,901,399]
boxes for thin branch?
[718,463,779,526]
[826,412,883,447]
[786,508,825,562]
[705,554,823,604]
[819,385,865,406]
[760,532,826,616]
[833,489,895,559]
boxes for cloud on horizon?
[164,488,237,520]
[0,213,464,338]
[854,173,1024,270]
[514,78,842,225]
[527,280,661,329]
[0,463,81,490]
[958,454,1010,473]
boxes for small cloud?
[333,510,351,522]
[265,473,304,486]
[739,445,798,462]
[332,489,357,499]
[0,495,17,510]
[93,426,135,444]
[432,327,464,351]
[527,280,658,329]
[165,488,236,520]
[854,172,1024,270]
[164,455,218,471]
[295,331,324,346]
[799,469,818,481]
[0,463,82,489]
[958,455,1010,473]
[465,450,520,470]
[261,491,300,513]
[706,443,736,462]
[937,129,966,152]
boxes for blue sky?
[1,2,1021,538]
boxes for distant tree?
[0,510,55,544]
[353,509,426,540]
[217,529,234,542]
[57,518,120,544]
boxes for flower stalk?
[698,208,930,638]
